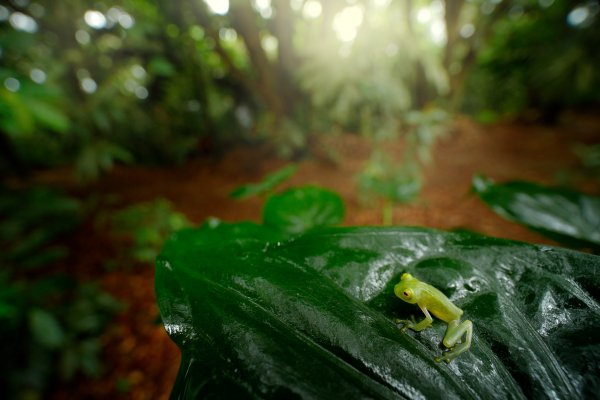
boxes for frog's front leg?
[397,304,433,332]
[436,319,473,363]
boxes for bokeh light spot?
[135,86,149,99]
[219,27,237,42]
[567,6,590,27]
[30,68,46,83]
[332,5,364,42]
[204,0,229,15]
[84,10,107,30]
[261,34,278,57]
[0,6,9,21]
[75,29,91,45]
[253,0,272,19]
[9,12,38,33]
[460,23,475,38]
[80,77,97,94]
[4,77,20,92]
[303,0,322,19]
[131,65,147,80]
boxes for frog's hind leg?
[436,319,473,363]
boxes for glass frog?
[394,273,472,363]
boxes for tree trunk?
[442,0,510,109]
[271,0,301,113]
[229,0,286,121]
[443,0,465,105]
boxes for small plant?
[357,107,448,225]
[0,187,81,268]
[357,150,421,225]
[0,187,121,399]
[109,198,191,265]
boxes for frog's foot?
[435,351,453,363]
[434,342,470,363]
[395,316,417,332]
[437,319,472,362]
[395,320,413,332]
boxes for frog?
[394,272,472,363]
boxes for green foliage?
[109,198,191,265]
[0,76,70,138]
[0,187,81,268]
[157,219,600,398]
[404,108,449,165]
[2,0,596,181]
[75,140,133,182]
[0,0,244,175]
[230,164,297,199]
[472,174,600,249]
[463,1,600,118]
[0,187,121,399]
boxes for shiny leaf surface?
[157,223,600,399]
[472,175,600,248]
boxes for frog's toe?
[435,354,453,363]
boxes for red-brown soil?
[44,114,599,399]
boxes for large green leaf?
[156,223,600,399]
[472,175,600,248]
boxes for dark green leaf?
[472,174,600,248]
[149,57,176,77]
[156,224,600,399]
[59,346,79,381]
[29,309,65,349]
[262,186,344,235]
[230,165,297,199]
[25,98,70,133]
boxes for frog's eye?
[402,288,413,299]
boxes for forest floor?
[42,113,599,400]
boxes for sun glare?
[253,0,273,18]
[204,0,229,15]
[332,5,364,42]
[302,0,322,19]
[415,2,446,46]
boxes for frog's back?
[418,282,463,323]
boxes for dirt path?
[47,114,599,399]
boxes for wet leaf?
[472,175,600,248]
[157,224,600,399]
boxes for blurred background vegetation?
[2,0,599,179]
[1,0,599,398]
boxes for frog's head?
[394,273,417,304]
